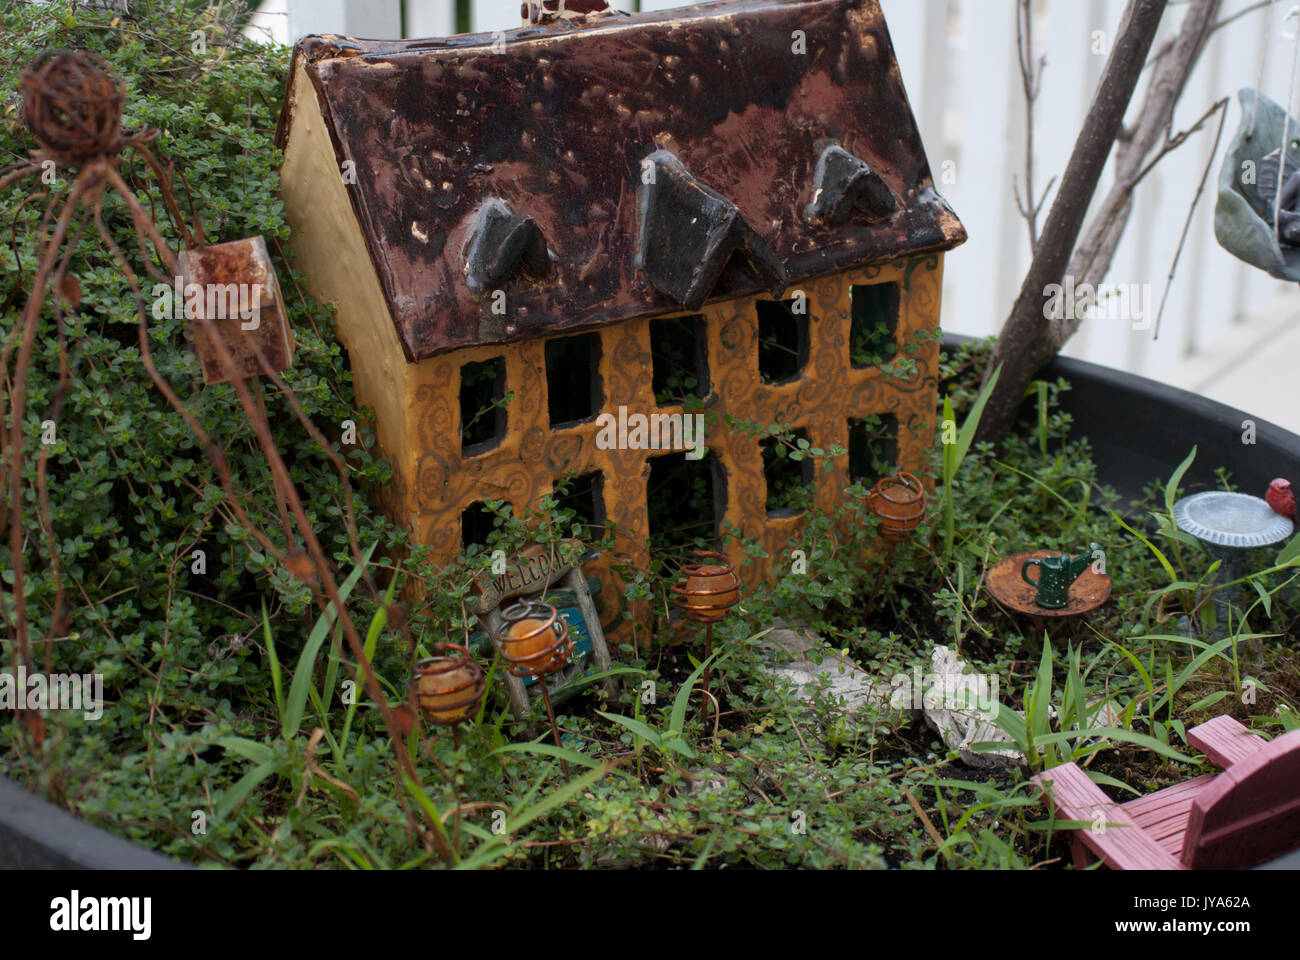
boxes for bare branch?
[1016,0,1048,250]
[1154,97,1231,340]
[1053,0,1220,346]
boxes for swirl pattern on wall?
[393,257,944,646]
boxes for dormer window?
[635,150,787,311]
[463,197,550,295]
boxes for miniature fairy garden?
[2,0,1299,871]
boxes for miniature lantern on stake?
[671,551,741,722]
[409,642,486,747]
[494,600,574,775]
[864,471,927,613]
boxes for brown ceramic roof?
[279,0,966,361]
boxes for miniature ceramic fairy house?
[275,0,964,646]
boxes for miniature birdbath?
[1172,491,1294,629]
[670,551,741,723]
[493,600,574,777]
[986,547,1112,640]
[409,642,486,750]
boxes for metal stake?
[537,675,569,780]
[700,621,715,724]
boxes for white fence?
[254,0,1300,423]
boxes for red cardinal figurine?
[1266,478,1298,523]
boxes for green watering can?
[1021,544,1099,609]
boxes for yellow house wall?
[404,256,945,648]
[279,62,418,519]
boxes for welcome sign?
[466,540,586,615]
[468,542,614,718]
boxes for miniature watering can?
[1021,544,1099,609]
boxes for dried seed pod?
[20,50,126,165]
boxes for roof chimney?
[522,1,613,26]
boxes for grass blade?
[284,542,376,740]
[490,741,603,769]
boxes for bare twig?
[1154,97,1230,339]
[1013,0,1053,249]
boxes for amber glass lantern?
[493,600,574,775]
[671,552,741,624]
[410,643,486,723]
[495,600,573,678]
[407,642,486,749]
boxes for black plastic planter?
[0,774,183,869]
[944,334,1300,504]
[1047,355,1300,505]
[2,342,1298,869]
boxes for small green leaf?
[490,742,603,768]
[596,711,662,747]
[1164,446,1197,514]
[1277,532,1300,567]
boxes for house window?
[757,298,809,384]
[848,414,900,486]
[650,314,709,404]
[850,282,901,368]
[552,471,606,541]
[761,429,815,516]
[545,332,602,427]
[460,357,507,455]
[461,500,497,552]
[646,449,724,552]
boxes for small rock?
[759,623,892,714]
[919,646,1022,770]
